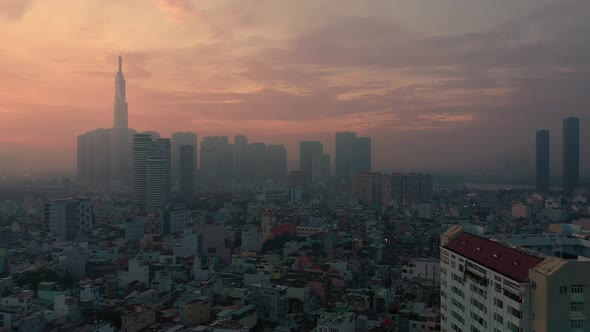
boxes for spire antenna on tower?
[118,56,122,73]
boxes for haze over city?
[3,2,590,332]
[0,0,589,181]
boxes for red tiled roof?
[444,232,543,282]
[381,318,394,327]
[270,223,297,237]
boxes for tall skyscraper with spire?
[78,55,136,186]
[111,56,134,184]
[114,56,128,129]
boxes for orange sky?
[0,0,588,176]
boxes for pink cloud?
[154,0,199,22]
[0,0,34,20]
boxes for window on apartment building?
[509,306,522,319]
[572,285,584,294]
[493,313,503,324]
[494,282,501,293]
[452,298,465,311]
[571,321,584,329]
[572,303,584,311]
[503,289,522,303]
[494,298,503,309]
[451,310,465,324]
[470,298,485,312]
[506,321,519,332]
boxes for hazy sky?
[0,0,588,177]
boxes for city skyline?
[2,3,590,332]
[0,0,589,179]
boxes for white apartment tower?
[146,156,168,207]
[441,225,590,332]
[132,134,154,206]
[132,135,171,207]
[44,199,95,241]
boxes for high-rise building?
[132,134,154,206]
[162,208,186,235]
[380,173,432,206]
[319,153,331,183]
[381,173,404,206]
[300,141,324,182]
[311,154,322,184]
[234,135,249,182]
[112,56,133,183]
[154,138,171,193]
[335,131,357,181]
[200,136,231,184]
[536,130,550,192]
[267,144,287,183]
[355,137,372,173]
[219,143,234,183]
[248,143,267,183]
[290,171,306,188]
[419,173,434,202]
[114,56,128,130]
[352,172,382,206]
[45,199,95,241]
[131,134,171,207]
[403,173,421,203]
[563,117,580,194]
[403,173,433,203]
[77,128,112,185]
[335,132,372,181]
[172,132,197,187]
[147,155,168,208]
[179,145,195,197]
[77,56,136,186]
[441,225,590,332]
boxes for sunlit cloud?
[0,0,34,20]
[418,113,474,123]
[0,0,588,174]
[154,0,199,22]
